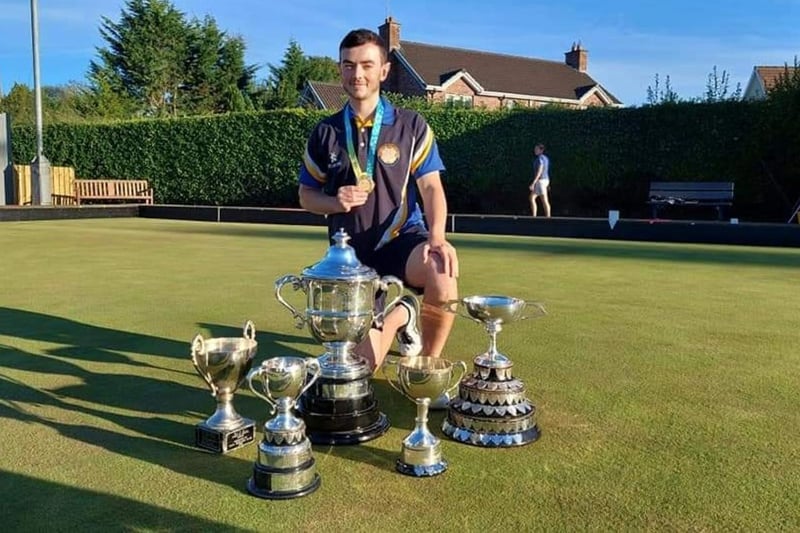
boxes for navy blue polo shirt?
[299,97,445,254]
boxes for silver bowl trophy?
[383,356,466,476]
[246,356,322,499]
[190,320,258,453]
[442,296,546,447]
[275,229,403,444]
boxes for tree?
[0,83,35,124]
[182,16,257,114]
[89,0,256,117]
[703,66,741,103]
[90,0,188,116]
[646,73,680,105]
[258,40,340,109]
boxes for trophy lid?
[302,229,377,281]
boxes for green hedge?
[10,99,799,220]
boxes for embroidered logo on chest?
[377,143,401,166]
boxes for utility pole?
[30,0,51,205]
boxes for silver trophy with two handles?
[246,356,322,499]
[383,356,466,476]
[275,229,404,444]
[190,320,258,453]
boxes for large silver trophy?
[383,356,466,476]
[246,356,322,499]
[442,296,546,447]
[190,320,258,453]
[275,229,403,444]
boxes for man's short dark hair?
[339,29,388,62]
[535,143,546,151]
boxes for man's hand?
[336,185,369,212]
[423,236,459,278]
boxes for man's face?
[534,147,543,156]
[339,43,390,102]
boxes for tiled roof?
[306,81,348,110]
[395,41,621,104]
[756,66,797,90]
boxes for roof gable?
[393,41,621,104]
[756,66,797,91]
[302,81,347,110]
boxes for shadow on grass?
[0,365,254,492]
[1,470,251,531]
[0,307,188,363]
[449,235,800,268]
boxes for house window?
[444,93,472,107]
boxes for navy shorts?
[365,229,428,292]
[359,230,428,329]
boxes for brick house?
[743,65,798,100]
[300,17,622,110]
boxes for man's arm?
[299,184,367,215]
[417,171,458,277]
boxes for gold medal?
[357,174,375,193]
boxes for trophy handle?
[275,275,306,329]
[380,357,405,397]
[190,334,218,397]
[298,358,322,400]
[374,275,404,322]
[445,360,468,398]
[247,366,277,415]
[243,320,256,340]
[443,299,481,323]
[520,301,547,320]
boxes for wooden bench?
[647,181,734,220]
[75,179,153,205]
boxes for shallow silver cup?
[383,356,466,477]
[446,295,545,367]
[190,320,258,453]
[246,356,322,500]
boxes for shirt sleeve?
[409,114,445,179]
[299,124,328,189]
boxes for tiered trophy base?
[247,460,321,500]
[298,373,390,445]
[443,358,540,448]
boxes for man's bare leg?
[355,304,409,371]
[530,193,538,216]
[541,191,551,217]
[404,243,458,358]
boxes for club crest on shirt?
[378,143,400,166]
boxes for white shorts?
[533,179,549,195]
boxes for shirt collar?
[345,96,396,128]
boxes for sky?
[0,0,798,106]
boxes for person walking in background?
[297,28,459,401]
[529,143,551,217]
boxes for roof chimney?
[379,16,401,52]
[565,41,588,72]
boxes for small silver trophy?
[246,356,322,500]
[442,296,546,447]
[190,320,258,453]
[383,356,466,476]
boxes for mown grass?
[1,218,798,532]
